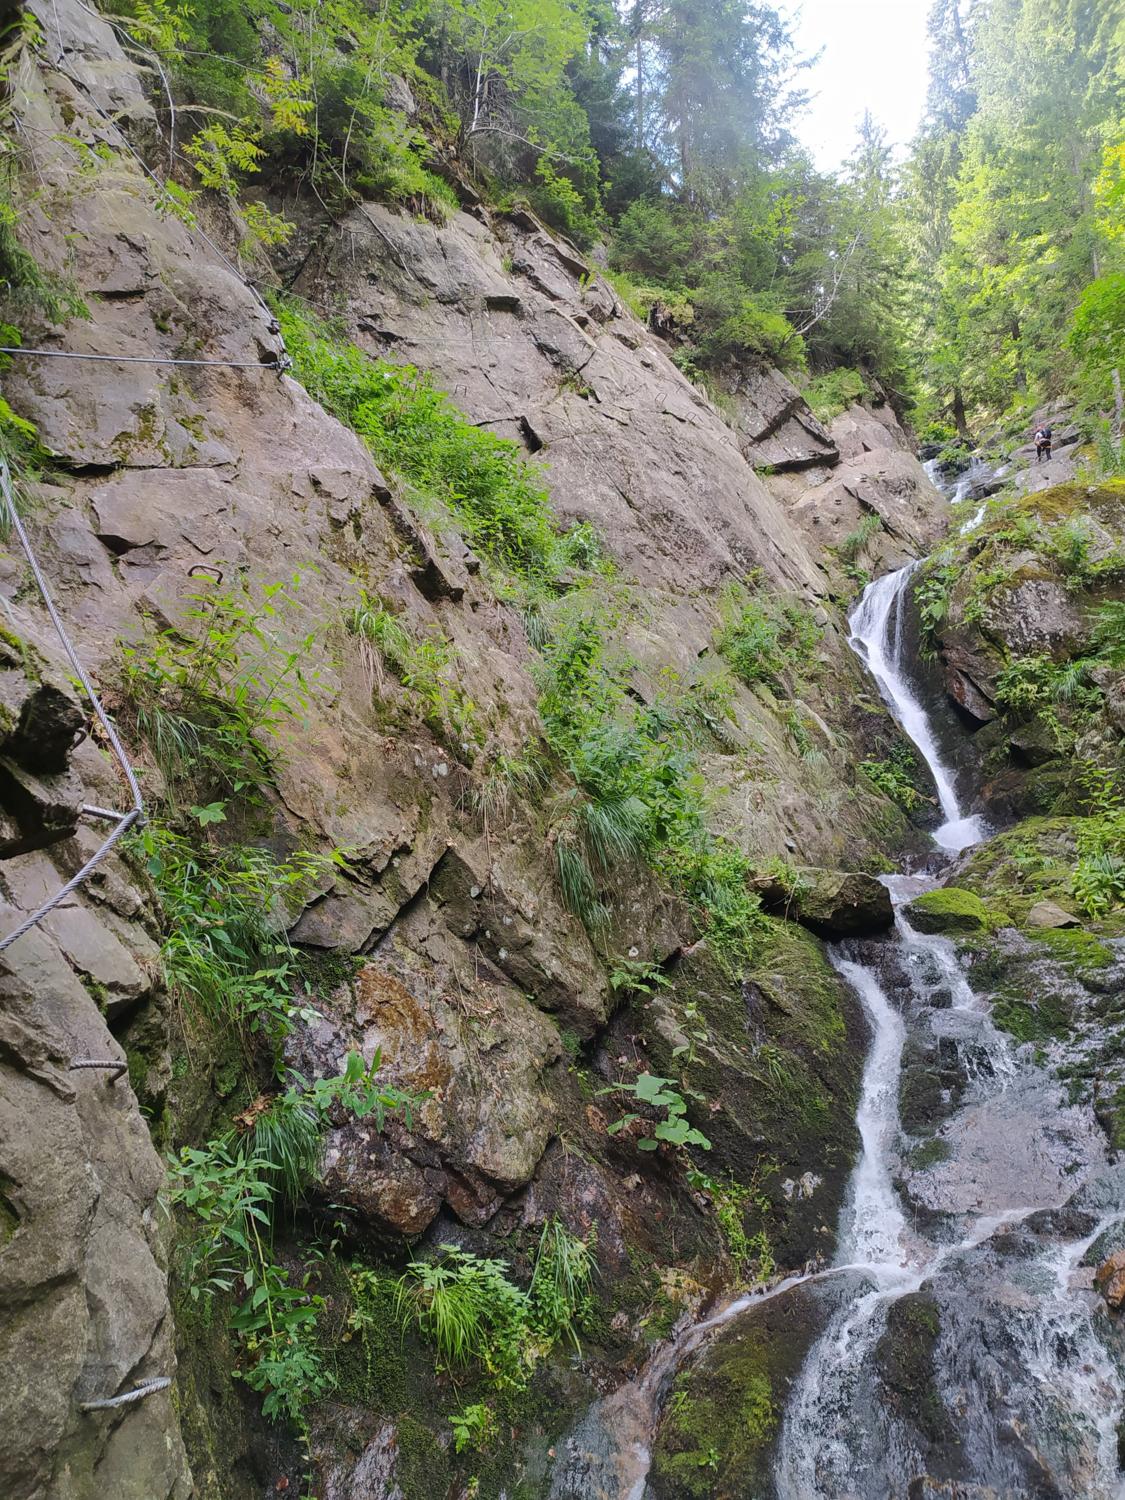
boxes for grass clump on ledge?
[277,298,602,593]
[715,582,820,691]
[534,599,767,970]
[388,1218,594,1391]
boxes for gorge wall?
[0,5,953,1496]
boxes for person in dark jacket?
[1034,423,1052,462]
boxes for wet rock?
[287,958,563,1236]
[904,887,992,934]
[755,866,894,938]
[875,1292,957,1450]
[908,1481,1001,1499]
[1025,900,1080,929]
[1095,1250,1125,1309]
[649,1274,860,1499]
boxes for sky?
[788,0,934,170]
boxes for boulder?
[904,887,992,935]
[756,867,894,937]
[1025,900,1080,930]
[286,958,563,1237]
[1095,1250,1125,1309]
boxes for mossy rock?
[953,816,1080,923]
[904,887,996,934]
[991,989,1074,1045]
[649,1280,835,1498]
[633,920,864,1268]
[1026,927,1114,973]
[874,1292,958,1452]
[907,1136,951,1170]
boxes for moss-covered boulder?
[874,1292,958,1454]
[904,887,995,934]
[649,1279,840,1498]
[755,866,894,937]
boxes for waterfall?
[774,567,1125,1500]
[848,565,984,852]
[546,561,1124,1500]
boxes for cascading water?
[549,558,1124,1500]
[848,564,984,852]
[773,568,1125,1500]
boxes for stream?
[549,548,1125,1497]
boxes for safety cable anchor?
[80,1377,171,1412]
[80,804,129,823]
[69,1058,129,1083]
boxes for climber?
[1034,422,1052,462]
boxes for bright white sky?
[787,0,933,170]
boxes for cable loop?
[0,462,145,954]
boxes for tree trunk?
[633,2,644,149]
[1112,367,1123,448]
[1010,318,1026,393]
[952,386,971,443]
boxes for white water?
[848,565,984,852]
[833,958,907,1267]
[959,500,987,533]
[774,566,1125,1500]
[547,554,1124,1500]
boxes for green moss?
[294,947,363,994]
[904,887,997,934]
[1027,927,1113,972]
[991,990,1073,1045]
[874,1292,954,1448]
[908,1136,951,1169]
[79,975,111,1010]
[394,1414,452,1499]
[749,919,847,1055]
[656,1363,776,1496]
[0,619,24,664]
[1096,1085,1125,1151]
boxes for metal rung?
[69,1058,128,1083]
[80,1376,170,1412]
[80,804,129,822]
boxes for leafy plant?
[394,1219,593,1389]
[136,822,339,1055]
[688,1167,776,1281]
[715,585,820,690]
[803,367,867,423]
[601,1071,712,1152]
[859,742,927,812]
[120,575,315,806]
[169,1053,410,1424]
[609,957,672,997]
[395,1246,531,1384]
[450,1402,496,1455]
[527,1218,595,1350]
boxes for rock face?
[725,365,839,471]
[0,3,954,1495]
[756,866,895,937]
[0,621,191,1498]
[765,397,947,572]
[288,958,564,1235]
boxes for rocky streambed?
[548,553,1125,1499]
